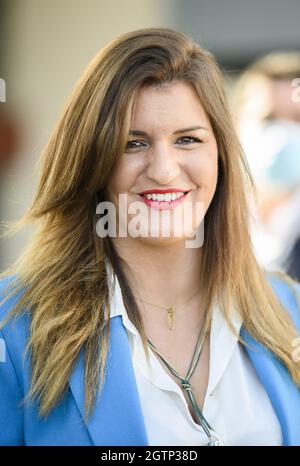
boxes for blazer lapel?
[68,315,149,446]
[241,326,300,446]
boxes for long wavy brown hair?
[1,27,300,421]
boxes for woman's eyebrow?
[128,126,209,136]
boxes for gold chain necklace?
[132,289,200,330]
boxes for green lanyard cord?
[146,320,215,440]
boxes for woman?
[0,27,300,446]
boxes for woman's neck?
[111,237,205,326]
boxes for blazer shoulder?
[0,275,28,445]
[0,274,31,380]
[265,271,300,333]
[0,274,29,322]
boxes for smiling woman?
[0,27,300,447]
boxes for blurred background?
[0,0,300,279]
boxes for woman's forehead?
[129,82,210,133]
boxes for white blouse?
[109,275,283,446]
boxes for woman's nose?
[145,142,180,184]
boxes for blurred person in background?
[232,52,300,281]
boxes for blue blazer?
[0,274,300,446]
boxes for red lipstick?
[139,188,190,195]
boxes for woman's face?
[107,80,219,246]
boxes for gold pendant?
[167,307,175,330]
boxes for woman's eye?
[176,136,202,145]
[125,140,147,151]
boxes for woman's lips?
[138,191,190,210]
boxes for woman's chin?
[130,232,194,247]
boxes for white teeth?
[144,192,185,201]
[164,193,172,202]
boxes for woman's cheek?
[190,152,218,189]
[108,164,131,197]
